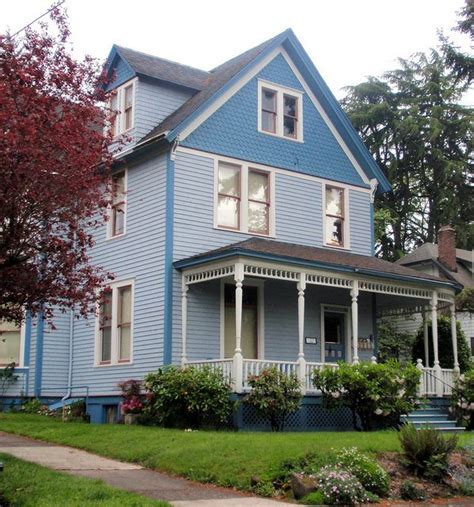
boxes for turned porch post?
[423,312,430,367]
[450,302,460,375]
[232,262,244,392]
[297,273,306,392]
[181,275,189,366]
[351,281,359,364]
[431,291,443,397]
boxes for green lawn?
[1,413,472,491]
[0,452,169,506]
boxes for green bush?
[300,491,325,505]
[400,480,426,501]
[143,366,233,429]
[313,360,420,431]
[244,367,302,432]
[398,423,457,479]
[377,318,415,364]
[21,398,42,414]
[451,369,474,430]
[413,316,471,372]
[315,466,370,505]
[335,447,390,496]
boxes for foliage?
[313,361,420,431]
[398,423,457,478]
[0,3,116,324]
[62,400,86,422]
[335,447,390,496]
[118,379,144,415]
[377,318,416,364]
[456,287,474,313]
[244,367,302,431]
[413,316,471,372]
[450,369,474,430]
[400,480,427,501]
[300,490,326,505]
[0,362,18,403]
[315,466,370,505]
[143,366,233,429]
[0,452,170,506]
[342,34,473,260]
[21,398,43,414]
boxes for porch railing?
[305,362,338,393]
[184,359,233,384]
[242,359,298,390]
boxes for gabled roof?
[174,238,459,290]
[108,45,209,90]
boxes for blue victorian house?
[2,30,461,426]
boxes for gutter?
[62,308,74,404]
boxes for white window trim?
[257,79,304,142]
[109,78,137,138]
[94,278,134,367]
[219,278,265,360]
[214,159,276,237]
[0,321,25,368]
[106,168,128,240]
[322,183,351,250]
[320,304,351,364]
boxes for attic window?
[258,80,303,141]
[109,80,135,137]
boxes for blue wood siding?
[182,53,368,188]
[105,57,134,92]
[349,190,372,256]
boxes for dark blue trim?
[103,45,137,91]
[34,312,44,397]
[174,248,458,290]
[23,312,32,367]
[163,152,175,365]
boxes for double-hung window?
[0,320,22,367]
[108,80,135,137]
[96,280,134,366]
[108,170,127,238]
[258,80,303,141]
[216,161,274,236]
[325,185,346,247]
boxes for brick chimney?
[438,225,457,272]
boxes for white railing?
[417,361,455,397]
[305,362,339,392]
[184,359,233,384]
[440,369,453,395]
[420,367,437,396]
[242,359,298,391]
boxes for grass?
[1,413,472,491]
[0,452,170,506]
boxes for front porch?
[175,238,460,397]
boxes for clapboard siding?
[349,190,372,256]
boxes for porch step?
[402,404,465,432]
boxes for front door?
[224,284,258,359]
[323,310,346,363]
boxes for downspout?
[62,308,74,403]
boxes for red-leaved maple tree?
[0,5,116,324]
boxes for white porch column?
[450,302,460,375]
[423,312,430,367]
[431,291,443,397]
[181,276,189,366]
[297,273,306,392]
[232,263,244,393]
[350,281,359,364]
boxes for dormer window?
[109,80,136,137]
[258,80,303,141]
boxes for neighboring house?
[395,226,473,354]
[0,30,462,427]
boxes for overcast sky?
[1,0,471,102]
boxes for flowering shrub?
[313,360,420,430]
[244,368,302,431]
[118,379,144,415]
[450,369,474,430]
[315,466,370,505]
[144,366,233,429]
[335,447,389,496]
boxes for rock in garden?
[290,472,317,500]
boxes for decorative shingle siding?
[182,53,368,188]
[105,57,135,92]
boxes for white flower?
[374,408,383,415]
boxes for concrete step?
[401,414,449,421]
[410,421,458,429]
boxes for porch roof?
[174,238,460,291]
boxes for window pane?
[101,327,111,362]
[262,89,276,112]
[248,171,268,202]
[112,203,125,236]
[119,325,131,361]
[326,216,344,246]
[118,286,132,324]
[124,86,133,108]
[99,290,112,325]
[326,187,344,216]
[218,163,240,196]
[248,201,269,234]
[125,108,133,130]
[0,321,21,365]
[217,196,239,228]
[284,95,297,116]
[283,116,296,138]
[112,173,125,204]
[262,111,276,133]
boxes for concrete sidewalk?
[0,432,292,506]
